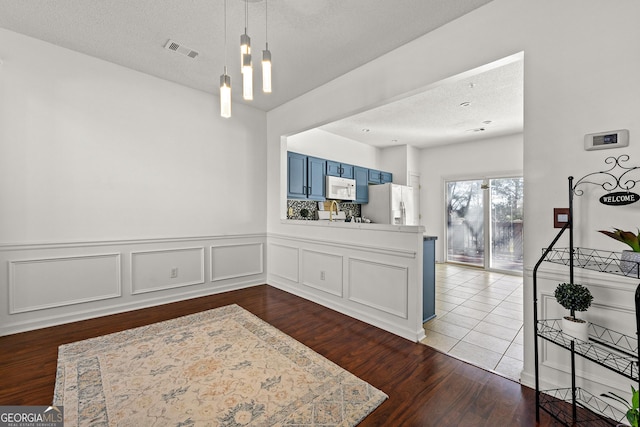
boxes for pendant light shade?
[242,53,253,100]
[240,32,251,71]
[240,0,253,100]
[218,0,273,114]
[220,71,231,118]
[262,0,271,93]
[262,47,271,93]
[220,0,231,118]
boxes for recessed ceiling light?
[391,139,398,143]
[466,127,486,133]
[361,128,370,133]
[483,120,492,125]
[460,101,471,107]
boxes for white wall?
[286,128,378,168]
[380,145,409,185]
[0,29,266,242]
[267,0,640,399]
[420,133,524,261]
[0,29,268,334]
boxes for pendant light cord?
[224,0,227,73]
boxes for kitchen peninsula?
[269,215,437,342]
[268,146,436,341]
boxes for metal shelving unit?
[533,155,640,426]
[539,388,626,427]
[543,247,640,279]
[537,319,638,380]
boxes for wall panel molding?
[301,249,343,297]
[210,243,264,282]
[131,247,205,294]
[1,233,267,336]
[269,243,300,283]
[0,233,266,251]
[268,232,416,259]
[348,257,408,318]
[9,253,121,313]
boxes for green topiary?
[554,282,593,319]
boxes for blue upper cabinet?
[287,151,390,202]
[354,166,369,203]
[307,156,326,200]
[287,152,307,199]
[368,169,392,184]
[287,152,326,200]
[326,161,354,179]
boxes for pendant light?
[220,69,231,118]
[262,0,272,93]
[241,0,253,100]
[220,0,231,118]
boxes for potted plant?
[599,228,640,277]
[554,282,593,342]
[601,386,639,427]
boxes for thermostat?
[584,129,629,151]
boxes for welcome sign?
[599,191,640,206]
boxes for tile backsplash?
[287,200,361,220]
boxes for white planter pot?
[561,317,589,342]
[620,250,640,278]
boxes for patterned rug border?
[54,304,388,426]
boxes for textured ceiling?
[0,0,523,149]
[0,0,493,112]
[320,54,524,148]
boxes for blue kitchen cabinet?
[368,169,393,184]
[287,152,307,199]
[287,152,326,200]
[326,161,354,179]
[423,236,437,322]
[307,156,326,200]
[354,166,369,203]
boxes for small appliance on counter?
[362,183,416,225]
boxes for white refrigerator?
[362,183,416,225]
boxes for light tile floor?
[421,263,524,382]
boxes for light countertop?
[281,219,426,234]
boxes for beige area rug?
[53,304,387,426]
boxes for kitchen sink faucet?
[329,200,339,221]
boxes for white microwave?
[325,176,356,200]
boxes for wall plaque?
[599,191,639,206]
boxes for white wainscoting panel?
[348,257,408,318]
[1,234,267,336]
[301,249,343,297]
[269,243,299,283]
[9,253,121,313]
[210,243,264,282]
[131,247,205,294]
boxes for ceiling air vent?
[164,39,199,59]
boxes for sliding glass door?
[446,177,523,272]
[490,177,524,271]
[446,180,485,267]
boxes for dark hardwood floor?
[0,285,557,426]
